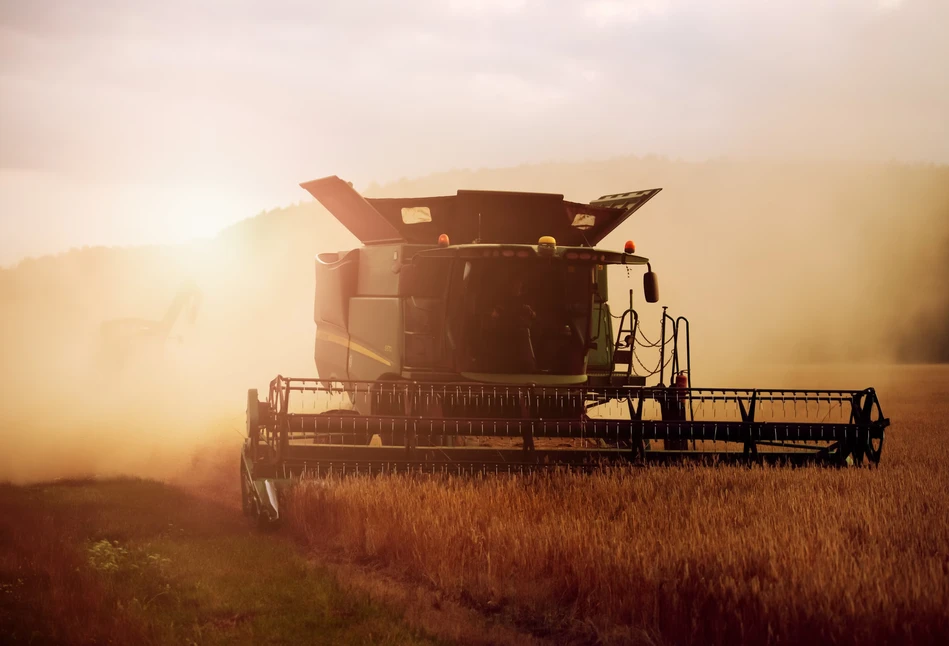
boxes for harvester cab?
[240,176,889,527]
[303,176,663,389]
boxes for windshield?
[448,258,594,375]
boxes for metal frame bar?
[242,378,889,480]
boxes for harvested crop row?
[286,374,949,645]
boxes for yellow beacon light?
[537,235,556,256]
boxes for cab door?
[586,265,615,373]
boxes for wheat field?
[286,366,949,645]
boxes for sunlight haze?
[1,0,947,264]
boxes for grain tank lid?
[301,175,661,246]
[300,175,404,244]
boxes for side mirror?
[643,270,659,303]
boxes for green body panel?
[357,245,402,295]
[348,297,402,380]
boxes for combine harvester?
[241,177,889,524]
[98,279,203,373]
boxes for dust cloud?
[0,204,357,483]
[1,158,946,484]
[3,0,949,485]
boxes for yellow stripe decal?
[317,329,393,367]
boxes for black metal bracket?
[626,392,646,461]
[739,391,759,460]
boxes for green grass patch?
[0,478,439,645]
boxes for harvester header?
[240,175,889,527]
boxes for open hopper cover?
[301,175,661,246]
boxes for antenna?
[474,212,482,243]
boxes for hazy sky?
[1,0,946,265]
